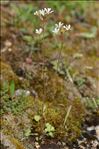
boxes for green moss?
[32,67,67,102]
[10,138,25,149]
[32,99,85,141]
[1,61,19,84]
[0,61,30,89]
[0,61,86,142]
[1,93,85,143]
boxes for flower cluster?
[52,22,71,34]
[52,22,63,34]
[34,8,71,35]
[34,8,54,20]
[35,22,71,35]
[63,24,71,31]
[35,28,43,34]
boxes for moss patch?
[0,61,30,89]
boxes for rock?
[87,126,95,132]
[1,133,25,149]
[14,89,30,97]
[5,40,12,47]
[34,142,40,149]
[40,143,60,149]
[31,89,38,98]
[95,125,99,140]
[1,133,16,149]
[92,140,99,148]
[8,48,12,52]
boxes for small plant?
[74,77,86,87]
[11,4,37,26]
[9,80,15,98]
[34,7,71,116]
[1,80,15,99]
[24,128,32,137]
[1,81,9,95]
[34,8,54,20]
[0,81,30,115]
[33,115,41,122]
[44,123,55,137]
[85,97,99,109]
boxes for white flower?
[44,8,54,14]
[34,10,44,20]
[52,27,60,34]
[52,22,63,34]
[52,22,71,34]
[35,28,43,34]
[34,8,54,20]
[55,22,64,29]
[39,9,45,16]
[34,11,39,16]
[63,24,71,30]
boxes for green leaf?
[23,35,33,43]
[79,27,97,39]
[96,97,99,105]
[44,123,55,137]
[24,128,31,137]
[51,60,65,75]
[3,81,9,93]
[45,123,55,132]
[10,80,15,97]
[48,132,54,137]
[34,115,41,122]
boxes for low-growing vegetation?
[0,1,99,149]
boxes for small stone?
[95,125,99,140]
[8,48,12,52]
[16,67,25,77]
[26,58,32,64]
[31,90,38,98]
[35,142,40,149]
[1,47,7,52]
[57,141,61,146]
[62,142,66,146]
[14,89,30,97]
[87,126,95,131]
[5,40,12,47]
[19,77,24,80]
[91,140,99,148]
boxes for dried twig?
[64,105,72,127]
